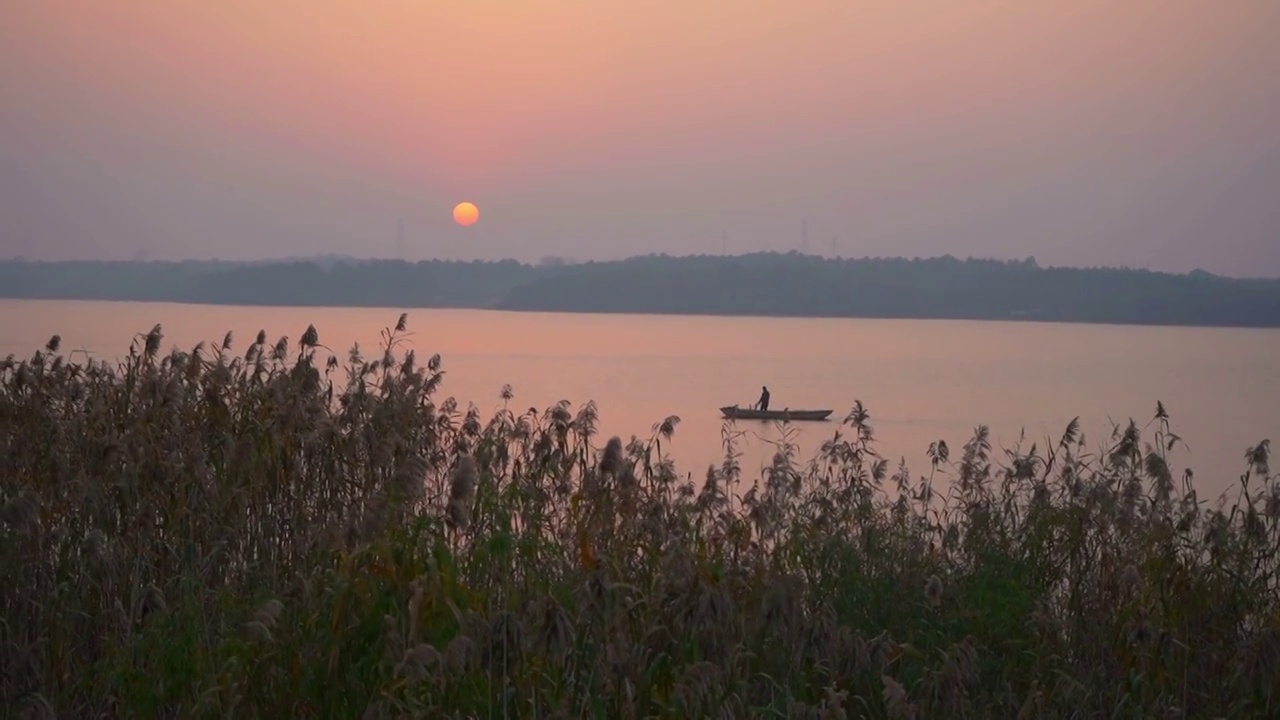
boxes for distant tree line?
[3,253,1278,328]
[0,258,536,309]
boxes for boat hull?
[719,406,833,422]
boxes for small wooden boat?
[719,405,833,422]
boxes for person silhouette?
[757,386,770,412]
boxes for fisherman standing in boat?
[757,386,770,412]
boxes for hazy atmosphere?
[8,4,1280,716]
[4,1,1279,275]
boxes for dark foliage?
[2,319,1278,717]
[3,253,1279,327]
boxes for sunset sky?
[2,1,1278,275]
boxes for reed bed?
[2,315,1278,719]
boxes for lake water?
[3,298,1278,500]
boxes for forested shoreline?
[4,253,1279,328]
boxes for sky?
[2,1,1278,276]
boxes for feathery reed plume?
[925,575,943,608]
[599,435,623,476]
[446,454,478,531]
[882,675,916,719]
[395,643,442,685]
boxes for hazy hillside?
[0,258,538,309]
[3,253,1279,328]
[495,253,1280,327]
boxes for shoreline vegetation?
[5,253,1280,328]
[3,315,1279,717]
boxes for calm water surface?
[3,299,1278,499]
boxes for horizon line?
[5,251,1278,281]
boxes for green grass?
[2,315,1277,718]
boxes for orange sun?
[453,201,479,227]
